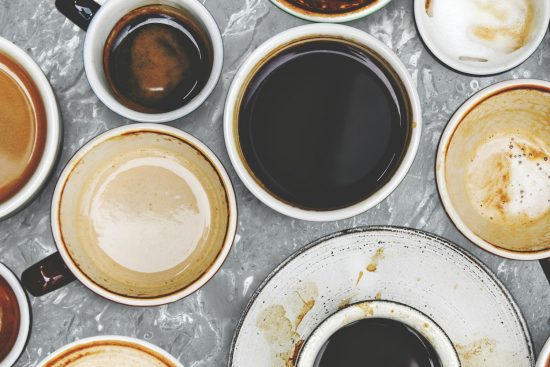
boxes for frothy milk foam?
[425,0,534,62]
[445,87,549,252]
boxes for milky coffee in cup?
[56,128,233,300]
[443,85,549,253]
[41,339,178,367]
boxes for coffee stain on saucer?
[256,282,318,366]
[366,247,384,272]
[357,302,374,317]
[338,297,353,310]
[455,338,497,366]
[355,271,364,286]
[374,291,382,300]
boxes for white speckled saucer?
[230,227,534,367]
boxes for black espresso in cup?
[238,39,411,210]
[103,4,213,113]
[313,318,441,367]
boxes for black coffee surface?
[314,318,442,367]
[239,40,410,210]
[283,0,377,14]
[104,5,212,113]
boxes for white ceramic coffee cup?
[297,301,460,367]
[436,79,550,261]
[58,0,223,123]
[0,262,31,367]
[414,0,550,75]
[224,24,421,222]
[22,123,237,306]
[37,335,183,367]
[536,336,550,367]
[270,0,392,23]
[0,37,62,220]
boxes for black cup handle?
[540,259,550,285]
[55,0,101,31]
[21,252,76,297]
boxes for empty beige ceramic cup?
[22,124,237,306]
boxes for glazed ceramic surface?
[231,227,534,367]
[0,1,548,366]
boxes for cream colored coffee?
[445,87,549,252]
[43,341,176,367]
[58,131,230,297]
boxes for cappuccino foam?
[425,0,534,63]
[43,341,176,367]
[445,87,549,252]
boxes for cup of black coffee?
[224,24,422,221]
[55,0,223,122]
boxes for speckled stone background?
[0,0,548,366]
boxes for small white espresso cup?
[297,301,460,367]
[0,37,62,220]
[224,24,421,222]
[37,336,183,367]
[56,0,223,123]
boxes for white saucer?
[230,226,534,367]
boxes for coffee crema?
[43,341,176,367]
[0,275,20,362]
[103,5,212,113]
[280,0,377,15]
[58,131,230,298]
[424,0,534,63]
[313,318,441,367]
[0,52,46,204]
[445,87,549,252]
[238,39,411,211]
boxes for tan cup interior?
[57,131,230,298]
[445,87,550,253]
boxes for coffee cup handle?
[540,259,550,285]
[55,0,101,31]
[21,252,76,297]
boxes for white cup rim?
[297,300,460,367]
[83,0,223,123]
[536,336,550,367]
[0,37,62,220]
[50,123,237,306]
[36,335,183,367]
[269,0,393,23]
[223,23,422,222]
[435,79,550,261]
[414,0,550,76]
[0,262,31,367]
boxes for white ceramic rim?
[83,0,223,123]
[536,336,550,367]
[0,37,62,220]
[297,300,460,367]
[224,23,422,222]
[50,123,238,306]
[0,263,31,367]
[36,335,183,367]
[435,79,550,261]
[269,0,392,23]
[413,0,550,76]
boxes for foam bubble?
[425,0,534,62]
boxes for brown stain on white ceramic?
[366,247,385,272]
[43,340,177,367]
[256,282,318,367]
[454,338,497,366]
[375,291,382,300]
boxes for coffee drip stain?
[455,338,497,366]
[282,0,377,15]
[355,271,364,286]
[366,247,384,272]
[425,0,433,17]
[257,282,318,367]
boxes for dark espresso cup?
[55,0,223,122]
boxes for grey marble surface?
[0,0,548,366]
